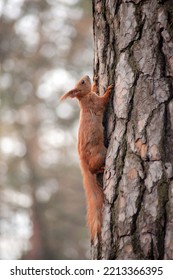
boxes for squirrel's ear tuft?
[59,89,78,101]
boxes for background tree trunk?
[92,0,173,260]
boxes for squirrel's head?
[60,75,91,101]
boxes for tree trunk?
[92,0,173,260]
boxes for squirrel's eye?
[81,80,85,84]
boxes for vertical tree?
[92,0,173,259]
[0,0,92,260]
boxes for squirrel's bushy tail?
[80,160,103,241]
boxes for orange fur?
[60,75,113,241]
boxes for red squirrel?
[60,75,113,241]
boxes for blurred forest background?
[0,0,93,259]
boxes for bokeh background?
[0,0,93,259]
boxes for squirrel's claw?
[108,84,114,90]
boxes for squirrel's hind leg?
[88,149,106,174]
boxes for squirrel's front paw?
[108,84,114,90]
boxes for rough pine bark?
[92,0,173,260]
